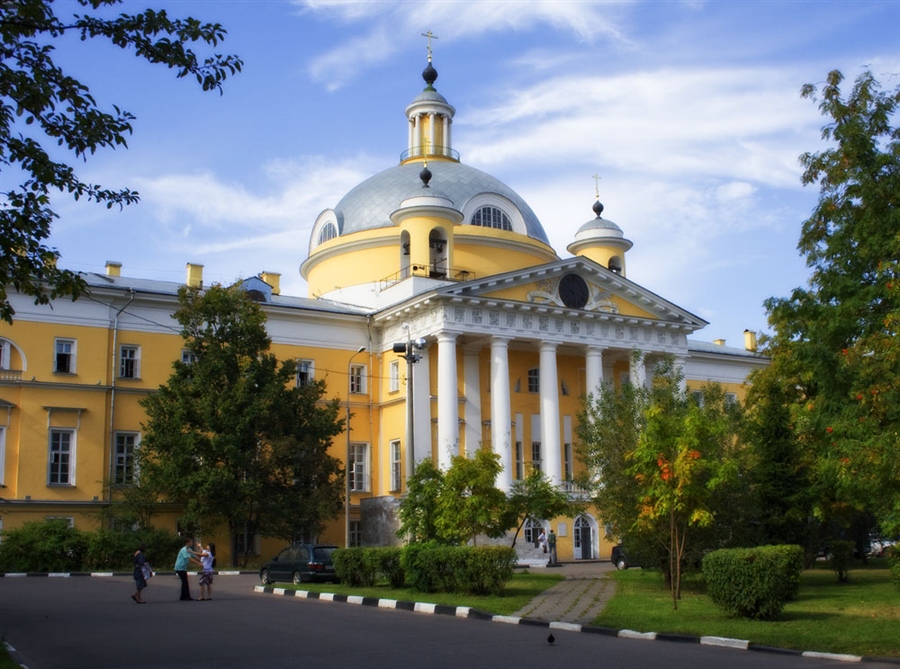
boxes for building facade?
[0,56,767,566]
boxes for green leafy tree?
[436,450,510,545]
[397,458,445,543]
[754,69,900,536]
[0,0,242,323]
[578,354,741,608]
[138,284,345,566]
[505,470,584,547]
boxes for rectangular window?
[349,364,366,394]
[349,520,362,548]
[531,442,542,473]
[48,429,75,485]
[389,360,400,393]
[527,368,540,393]
[235,529,260,557]
[119,345,140,379]
[725,392,738,408]
[564,443,573,480]
[348,443,369,492]
[296,359,314,387]
[515,441,524,480]
[390,440,402,492]
[54,339,75,374]
[181,349,197,365]
[114,432,139,485]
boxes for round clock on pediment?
[558,273,589,309]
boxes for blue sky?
[39,0,900,345]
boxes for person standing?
[538,529,548,554]
[131,544,149,604]
[174,536,200,601]
[197,543,215,601]
[547,529,557,566]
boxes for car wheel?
[260,569,272,585]
[616,557,628,570]
[292,571,302,585]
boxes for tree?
[578,354,742,608]
[436,450,510,545]
[753,69,900,537]
[397,458,445,543]
[505,471,583,548]
[0,0,242,323]
[137,284,345,566]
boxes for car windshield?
[312,547,336,561]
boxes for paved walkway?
[512,560,617,625]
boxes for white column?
[428,113,436,152]
[629,350,646,389]
[442,116,449,154]
[408,119,415,153]
[674,355,687,392]
[539,342,561,486]
[491,336,513,492]
[585,346,605,398]
[437,333,459,470]
[463,348,482,458]
[413,114,421,153]
[413,347,431,466]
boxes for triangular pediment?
[433,257,708,331]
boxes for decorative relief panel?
[472,309,482,324]
[586,323,595,336]
[489,311,500,327]
[523,315,533,329]
[455,307,465,323]
[506,313,517,328]
[615,326,625,339]
[570,321,581,335]
[539,316,549,331]
[630,327,639,341]
[643,330,652,343]
[555,319,564,333]
[658,331,667,343]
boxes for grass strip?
[594,559,899,658]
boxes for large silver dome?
[333,161,551,245]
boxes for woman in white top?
[197,543,215,601]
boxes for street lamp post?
[392,336,427,485]
[345,346,366,548]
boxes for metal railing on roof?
[379,263,476,290]
[400,146,460,162]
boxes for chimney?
[260,271,281,295]
[713,338,726,347]
[743,329,758,352]
[186,262,204,288]
[105,261,122,277]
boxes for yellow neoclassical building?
[0,55,767,566]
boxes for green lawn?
[266,570,564,616]
[595,559,899,659]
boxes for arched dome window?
[472,205,512,231]
[318,222,338,245]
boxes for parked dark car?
[610,543,659,570]
[611,544,631,570]
[259,544,339,585]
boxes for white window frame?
[119,345,140,379]
[114,432,140,485]
[0,339,9,369]
[531,441,542,473]
[515,441,524,480]
[527,368,540,393]
[235,528,261,557]
[348,442,369,492]
[390,439,402,492]
[54,338,76,374]
[389,360,400,393]
[0,425,6,487]
[296,359,315,387]
[181,349,197,365]
[348,520,362,548]
[48,428,75,486]
[349,364,366,395]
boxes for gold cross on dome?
[593,173,602,199]
[421,31,438,60]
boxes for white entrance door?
[574,516,593,560]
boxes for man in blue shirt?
[174,536,200,601]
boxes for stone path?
[512,560,617,625]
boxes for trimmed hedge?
[333,547,405,588]
[401,544,517,595]
[702,544,804,620]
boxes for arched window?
[472,206,512,231]
[318,222,337,245]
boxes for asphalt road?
[1,573,896,669]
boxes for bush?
[829,540,855,583]
[702,544,804,620]
[333,547,405,588]
[887,545,900,589]
[0,519,89,572]
[376,547,405,588]
[401,543,516,595]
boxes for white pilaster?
[437,333,459,470]
[463,348,482,458]
[491,336,513,492]
[413,347,431,466]
[539,342,561,486]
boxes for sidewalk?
[512,560,616,625]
